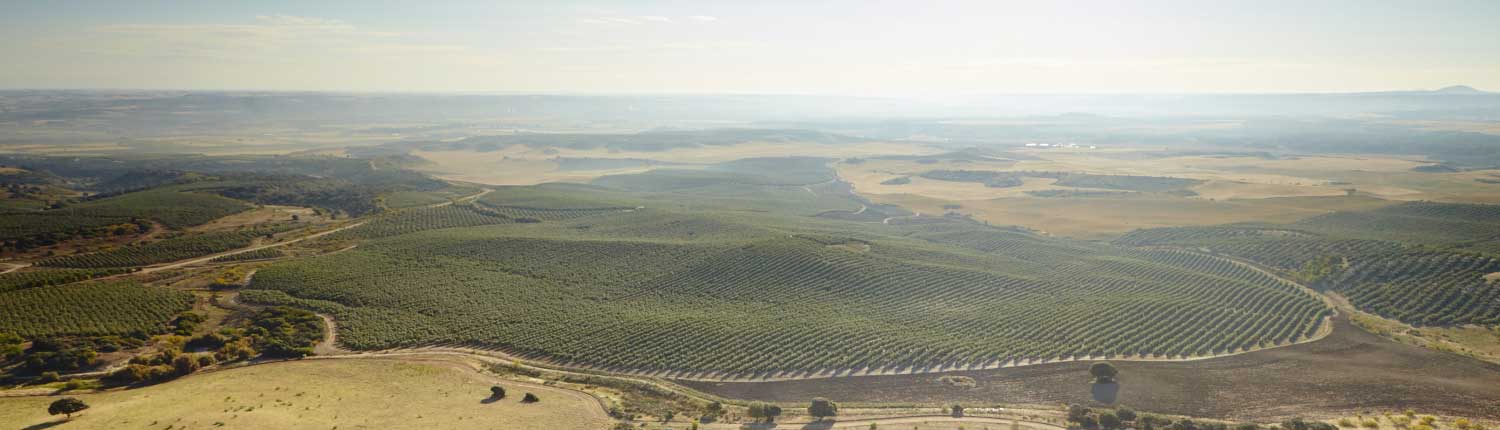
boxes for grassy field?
[0,357,610,430]
[1115,204,1500,328]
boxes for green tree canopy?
[48,397,89,418]
[1090,361,1119,383]
[808,397,838,420]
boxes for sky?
[2,0,1498,95]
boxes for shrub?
[172,354,201,376]
[808,397,838,420]
[521,393,539,403]
[37,371,61,383]
[1100,413,1122,429]
[1069,404,1092,423]
[1090,362,1119,383]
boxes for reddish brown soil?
[677,318,1500,421]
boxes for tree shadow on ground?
[22,420,68,430]
[1092,381,1120,404]
[802,420,837,430]
[480,393,504,404]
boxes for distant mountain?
[1433,85,1486,94]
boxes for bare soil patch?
[677,318,1500,421]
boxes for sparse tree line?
[1,306,323,387]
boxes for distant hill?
[1433,85,1486,94]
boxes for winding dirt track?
[134,188,491,274]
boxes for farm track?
[120,188,492,275]
[0,262,27,274]
[697,415,1067,430]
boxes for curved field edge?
[677,317,1500,421]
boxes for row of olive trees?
[745,397,840,423]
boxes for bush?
[1100,413,1122,429]
[521,393,539,403]
[808,397,838,420]
[172,354,201,376]
[1069,404,1092,423]
[1090,362,1118,383]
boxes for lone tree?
[765,404,782,422]
[521,393,539,403]
[747,402,766,422]
[951,404,966,418]
[1090,362,1118,383]
[490,385,506,399]
[48,398,89,419]
[808,397,839,421]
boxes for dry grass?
[867,193,1388,240]
[188,205,327,232]
[0,357,609,430]
[415,141,936,185]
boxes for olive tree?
[1090,362,1118,383]
[808,397,838,421]
[48,398,89,419]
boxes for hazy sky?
[3,0,1498,94]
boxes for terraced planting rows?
[324,204,515,240]
[35,230,264,268]
[246,212,1329,378]
[209,247,285,262]
[0,268,132,293]
[1333,251,1500,325]
[1117,214,1500,327]
[475,203,633,221]
[1293,201,1500,245]
[0,281,193,337]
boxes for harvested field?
[677,318,1500,421]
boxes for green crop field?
[35,230,264,268]
[243,175,1330,377]
[0,268,131,294]
[326,204,516,240]
[1116,203,1500,327]
[0,186,252,253]
[209,247,285,262]
[0,281,192,337]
